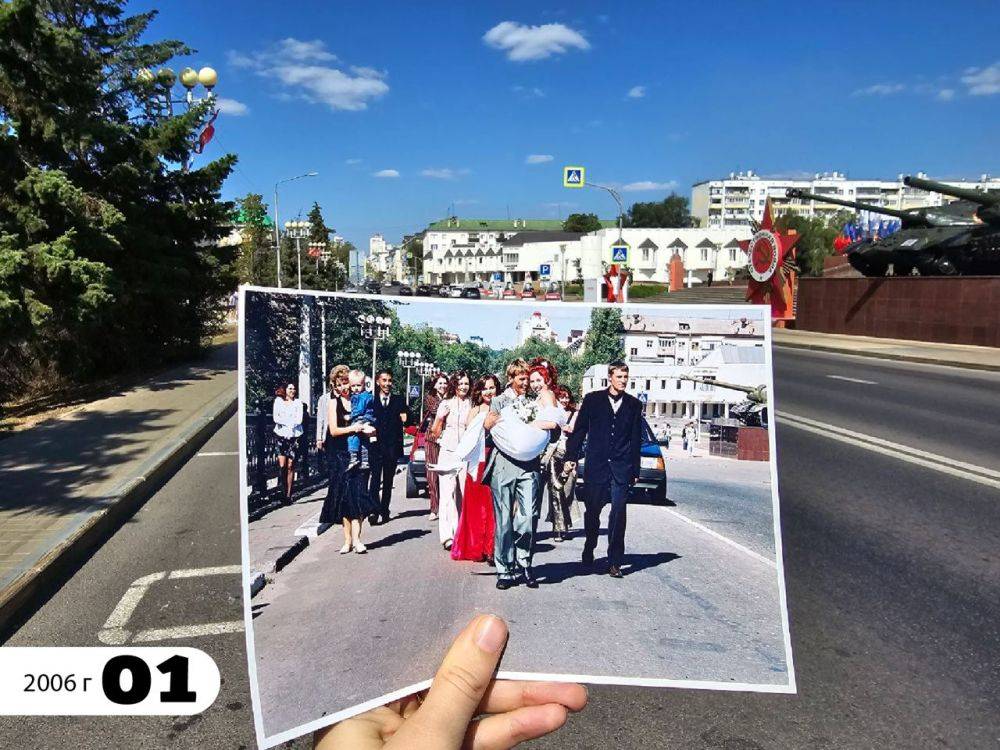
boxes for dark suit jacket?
[564,389,643,485]
[372,393,407,458]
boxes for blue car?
[574,418,668,504]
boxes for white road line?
[196,451,238,456]
[825,375,877,385]
[98,566,243,645]
[662,509,777,569]
[777,411,1000,490]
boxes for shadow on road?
[367,528,430,550]
[534,550,681,584]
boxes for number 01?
[102,655,197,704]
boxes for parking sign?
[539,264,551,277]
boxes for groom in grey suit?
[483,359,541,590]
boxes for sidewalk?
[773,328,1000,371]
[0,342,237,636]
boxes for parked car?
[575,418,667,504]
[460,286,481,299]
[416,284,439,296]
[342,285,362,294]
[405,427,427,497]
[363,279,381,294]
[398,285,413,296]
[448,285,463,298]
[438,285,453,297]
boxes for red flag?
[194,110,220,154]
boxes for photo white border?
[236,285,797,749]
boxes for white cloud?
[345,158,362,165]
[275,38,337,63]
[373,169,399,178]
[961,62,1000,95]
[525,154,553,164]
[626,85,646,99]
[512,85,546,98]
[420,168,469,180]
[852,83,906,97]
[454,198,480,205]
[214,97,249,116]
[937,88,955,101]
[621,180,678,192]
[483,21,590,62]
[228,38,388,112]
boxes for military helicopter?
[785,175,1000,277]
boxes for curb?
[0,388,237,639]
[772,341,1000,373]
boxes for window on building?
[601,378,608,387]
[646,339,654,349]
[645,379,651,390]
[660,379,666,389]
[630,347,638,356]
[675,380,681,389]
[431,244,438,251]
[679,323,690,330]
[729,248,737,261]
[700,248,708,261]
[642,248,650,261]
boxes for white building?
[368,234,393,276]
[516,311,560,346]
[621,313,764,366]
[691,170,1000,229]
[582,343,768,424]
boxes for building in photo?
[691,170,1000,230]
[621,313,764,366]
[516,310,560,346]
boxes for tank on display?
[678,376,768,428]
[785,175,1000,277]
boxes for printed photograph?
[238,288,793,746]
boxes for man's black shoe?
[380,515,390,525]
[582,548,594,565]
[608,565,623,579]
[368,514,380,526]
[522,568,538,588]
[496,578,514,590]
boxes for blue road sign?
[409,385,420,399]
[638,392,648,404]
[563,166,585,188]
[492,272,503,281]
[611,245,628,262]
[539,264,551,277]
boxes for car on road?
[460,286,481,299]
[438,285,453,297]
[448,286,463,298]
[416,284,440,296]
[342,285,362,294]
[398,285,413,296]
[574,418,667,504]
[363,279,381,294]
[405,427,427,497]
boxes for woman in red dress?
[451,374,500,562]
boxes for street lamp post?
[273,172,318,288]
[137,65,218,172]
[285,220,312,290]
[416,361,436,424]
[398,350,423,406]
[358,314,392,387]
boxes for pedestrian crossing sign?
[409,385,420,399]
[611,244,628,262]
[563,166,585,188]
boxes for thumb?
[407,615,508,747]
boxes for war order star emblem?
[739,198,800,320]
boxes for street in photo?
[238,288,793,746]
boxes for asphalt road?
[4,349,1000,748]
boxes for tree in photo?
[580,307,625,369]
[562,212,603,233]
[624,194,693,228]
[0,0,236,404]
[774,209,852,276]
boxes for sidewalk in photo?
[0,342,237,636]
[773,328,1000,371]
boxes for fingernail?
[474,615,507,654]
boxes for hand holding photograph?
[237,287,794,747]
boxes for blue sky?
[135,1,1000,251]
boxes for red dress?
[451,450,495,562]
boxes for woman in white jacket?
[273,382,305,504]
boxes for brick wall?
[796,277,1000,347]
[737,427,769,462]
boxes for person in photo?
[547,386,580,542]
[430,370,472,550]
[482,359,543,590]
[527,358,564,533]
[368,369,408,526]
[564,361,643,579]
[422,372,449,522]
[272,382,305,505]
[450,374,500,563]
[347,369,377,471]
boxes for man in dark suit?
[563,361,643,579]
[369,369,408,525]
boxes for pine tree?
[0,0,236,402]
[580,308,625,367]
[235,193,274,286]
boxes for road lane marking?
[98,566,244,645]
[825,375,877,385]
[196,451,238,456]
[663,509,776,569]
[777,411,1000,490]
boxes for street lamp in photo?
[415,361,437,423]
[285,219,312,290]
[398,350,423,407]
[136,65,218,170]
[273,172,318,288]
[358,314,392,387]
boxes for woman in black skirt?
[319,365,379,554]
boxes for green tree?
[774,210,852,276]
[562,213,603,233]
[580,308,625,369]
[0,0,236,403]
[404,237,424,282]
[235,193,273,285]
[623,194,693,228]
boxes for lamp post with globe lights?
[358,315,392,387]
[284,220,312,290]
[398,351,423,407]
[137,65,218,171]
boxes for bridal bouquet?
[511,399,540,425]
